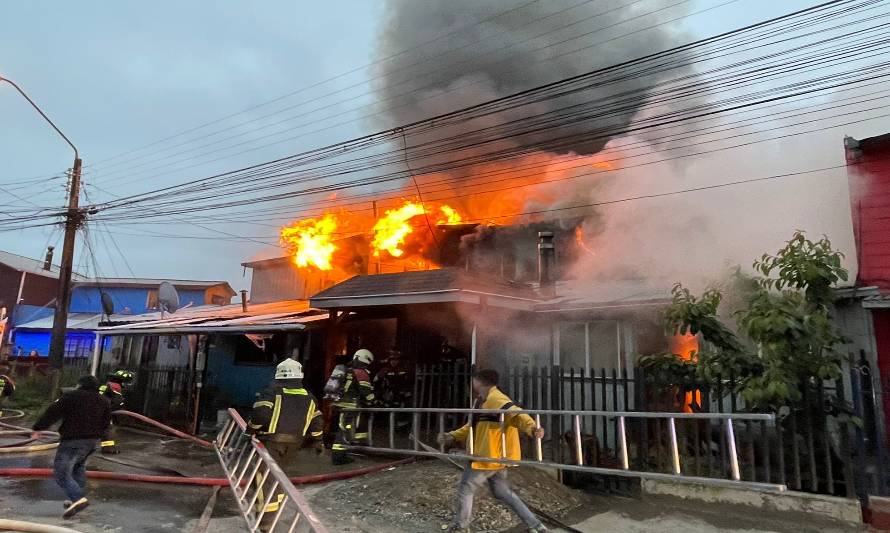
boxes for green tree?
[641,231,849,410]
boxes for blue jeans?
[454,468,542,529]
[53,439,97,501]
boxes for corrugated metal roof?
[98,299,327,335]
[74,277,236,295]
[14,313,104,330]
[111,299,312,323]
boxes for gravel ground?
[309,460,588,532]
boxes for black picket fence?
[58,358,200,430]
[414,358,889,501]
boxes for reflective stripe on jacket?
[449,387,536,470]
[248,380,323,444]
[99,385,124,410]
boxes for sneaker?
[63,500,72,508]
[528,526,549,532]
[63,497,89,519]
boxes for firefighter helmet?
[108,369,135,384]
[353,348,374,365]
[275,358,304,380]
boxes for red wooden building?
[845,133,890,443]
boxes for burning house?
[261,196,674,390]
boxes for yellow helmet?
[353,349,374,365]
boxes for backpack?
[323,364,349,401]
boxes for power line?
[90,0,711,186]
[84,0,561,168]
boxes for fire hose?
[0,408,413,485]
[0,409,60,453]
[0,519,84,533]
[0,409,209,453]
[110,410,212,448]
[0,458,415,487]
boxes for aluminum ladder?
[215,408,329,533]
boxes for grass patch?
[5,371,83,419]
[7,375,54,415]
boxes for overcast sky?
[1,0,888,292]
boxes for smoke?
[372,0,860,292]
[372,0,694,157]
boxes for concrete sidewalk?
[561,493,862,533]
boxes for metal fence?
[215,408,328,532]
[62,359,199,430]
[343,406,783,491]
[415,359,890,501]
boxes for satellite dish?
[100,292,115,317]
[158,282,180,315]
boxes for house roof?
[241,256,293,269]
[73,278,236,296]
[862,292,890,308]
[14,312,105,331]
[98,299,327,335]
[857,132,890,152]
[0,250,87,280]
[0,250,236,297]
[535,278,674,313]
[309,268,540,311]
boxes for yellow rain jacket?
[449,387,537,470]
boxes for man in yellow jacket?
[438,369,548,532]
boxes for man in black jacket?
[32,375,112,519]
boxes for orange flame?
[279,214,338,270]
[438,205,462,225]
[372,202,426,258]
[574,226,595,257]
[669,332,699,362]
[370,201,464,258]
[670,332,702,413]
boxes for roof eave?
[311,289,538,311]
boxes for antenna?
[158,282,180,317]
[100,292,115,319]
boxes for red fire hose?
[110,410,212,448]
[1,408,413,485]
[0,458,414,487]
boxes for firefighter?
[0,373,15,418]
[97,370,134,455]
[374,348,412,406]
[374,348,412,429]
[248,358,323,529]
[331,348,376,465]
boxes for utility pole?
[47,157,83,396]
[0,75,82,398]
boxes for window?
[233,334,277,365]
[145,290,159,310]
[558,320,629,372]
[64,334,95,359]
[558,323,587,369]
